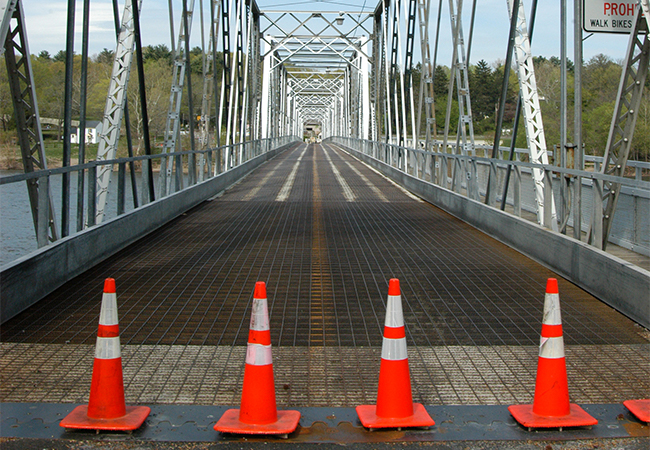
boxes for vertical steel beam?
[442,0,475,156]
[159,0,197,196]
[361,42,371,140]
[61,0,75,237]
[182,0,197,185]
[382,0,394,144]
[416,0,437,150]
[260,39,272,139]
[131,0,155,204]
[76,0,90,232]
[573,0,583,240]
[403,0,418,148]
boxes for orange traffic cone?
[214,281,300,435]
[60,278,150,431]
[624,399,650,423]
[508,278,597,429]
[356,279,434,429]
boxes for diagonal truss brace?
[507,0,557,230]
[94,0,142,224]
[591,2,649,249]
[3,0,58,245]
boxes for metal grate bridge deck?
[1,143,648,408]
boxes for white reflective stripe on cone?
[95,336,121,359]
[246,343,273,366]
[384,295,405,328]
[99,293,119,326]
[381,337,408,361]
[249,299,270,331]
[542,293,562,326]
[539,336,565,359]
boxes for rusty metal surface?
[1,143,648,408]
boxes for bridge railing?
[0,136,300,264]
[329,137,650,257]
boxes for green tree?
[143,44,172,64]
[491,63,519,125]
[31,56,65,133]
[37,50,51,61]
[433,65,448,96]
[632,92,649,161]
[469,60,496,119]
[582,54,621,156]
[533,57,564,152]
[127,58,173,152]
[469,59,498,134]
[53,50,67,62]
[0,66,12,131]
[94,48,114,65]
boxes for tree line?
[1,45,648,163]
[416,54,649,162]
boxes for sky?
[20,0,634,66]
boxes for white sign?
[583,0,638,33]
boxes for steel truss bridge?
[1,0,649,446]
[1,0,649,252]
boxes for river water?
[1,169,139,267]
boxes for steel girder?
[217,0,231,148]
[93,0,142,224]
[2,0,58,245]
[261,11,373,68]
[197,0,221,182]
[93,0,149,210]
[159,0,196,196]
[370,14,381,142]
[416,0,437,148]
[220,0,259,167]
[506,0,557,230]
[260,10,374,140]
[403,0,418,149]
[591,2,650,249]
[442,0,475,156]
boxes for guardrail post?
[573,175,582,240]
[430,154,437,184]
[543,168,554,229]
[469,158,479,201]
[174,152,183,192]
[87,165,97,226]
[159,155,167,196]
[198,151,205,183]
[140,159,149,205]
[451,158,462,193]
[117,162,126,216]
[440,156,448,189]
[37,175,50,248]
[513,165,521,217]
[486,161,497,205]
[591,178,604,249]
